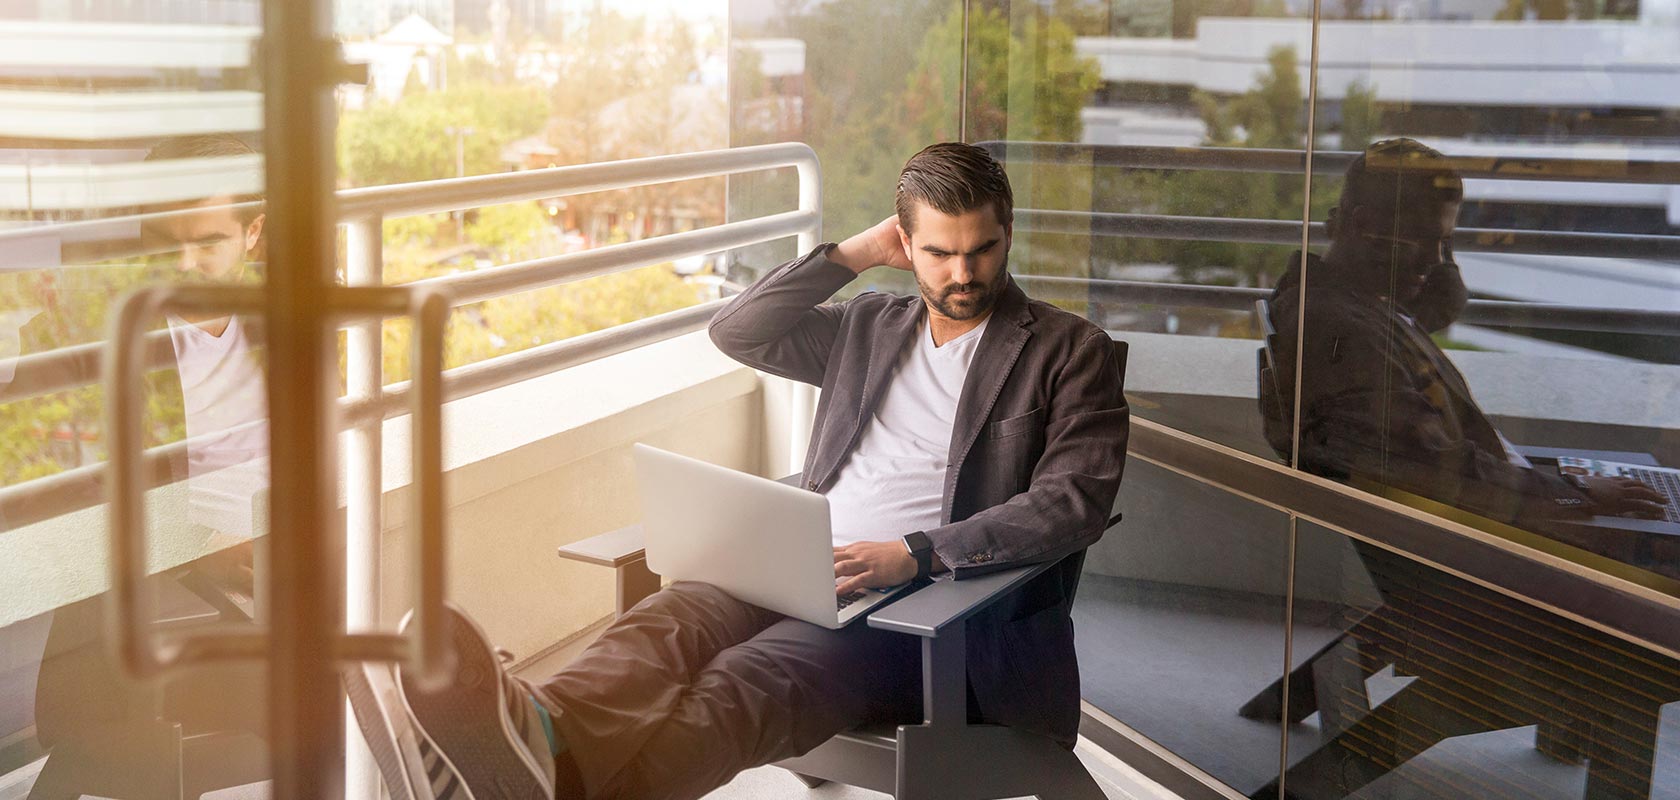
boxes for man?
[395,142,1129,799]
[27,133,271,796]
[145,134,272,580]
[1260,137,1664,526]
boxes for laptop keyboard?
[1617,467,1680,524]
[837,591,866,611]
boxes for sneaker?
[345,660,469,800]
[396,603,557,800]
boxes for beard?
[916,254,1007,321]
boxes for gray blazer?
[708,245,1129,745]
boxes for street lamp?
[443,125,475,240]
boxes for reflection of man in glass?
[28,135,269,797]
[145,134,271,594]
[1250,139,1675,800]
[1260,138,1665,525]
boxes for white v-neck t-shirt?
[825,315,990,546]
[167,314,271,538]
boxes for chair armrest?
[866,559,1057,638]
[556,524,646,568]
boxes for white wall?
[0,21,257,73]
[0,90,261,142]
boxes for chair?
[556,339,1129,799]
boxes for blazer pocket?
[989,406,1045,439]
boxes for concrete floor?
[700,736,1178,800]
[1072,573,1680,800]
[0,735,1175,800]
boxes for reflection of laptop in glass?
[1556,457,1680,524]
[631,444,910,629]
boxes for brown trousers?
[532,581,923,800]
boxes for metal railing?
[9,138,1680,527]
[0,142,822,529]
[981,140,1680,261]
[1013,275,1680,337]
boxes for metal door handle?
[104,284,452,680]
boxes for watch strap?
[903,530,933,581]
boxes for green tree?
[1094,44,1334,289]
[466,202,554,262]
[904,5,1100,145]
[338,82,550,187]
[0,264,191,486]
[1339,80,1383,151]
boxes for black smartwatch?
[902,530,933,581]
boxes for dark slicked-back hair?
[1339,137,1463,220]
[145,134,264,222]
[895,142,1014,235]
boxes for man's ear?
[897,219,914,262]
[244,213,266,256]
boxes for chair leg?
[1033,745,1109,800]
[784,769,829,789]
[897,724,1107,800]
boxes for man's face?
[1346,199,1458,304]
[157,198,264,282]
[898,202,1011,323]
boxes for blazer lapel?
[946,277,1033,484]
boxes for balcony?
[1,142,1678,800]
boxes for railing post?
[343,214,384,800]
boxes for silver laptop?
[632,444,909,629]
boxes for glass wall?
[0,3,273,794]
[727,0,962,290]
[728,0,1680,797]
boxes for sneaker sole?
[398,606,550,800]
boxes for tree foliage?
[0,264,190,486]
[731,0,1101,291]
[1092,45,1342,289]
[338,82,550,187]
[1339,80,1383,151]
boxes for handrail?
[339,143,820,218]
[1013,275,1680,336]
[1015,208,1680,260]
[0,143,822,532]
[0,143,818,403]
[11,140,1677,400]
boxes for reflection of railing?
[979,141,1680,183]
[1014,275,1680,336]
[1017,208,1680,260]
[981,141,1680,260]
[0,143,822,530]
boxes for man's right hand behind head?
[829,215,914,275]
